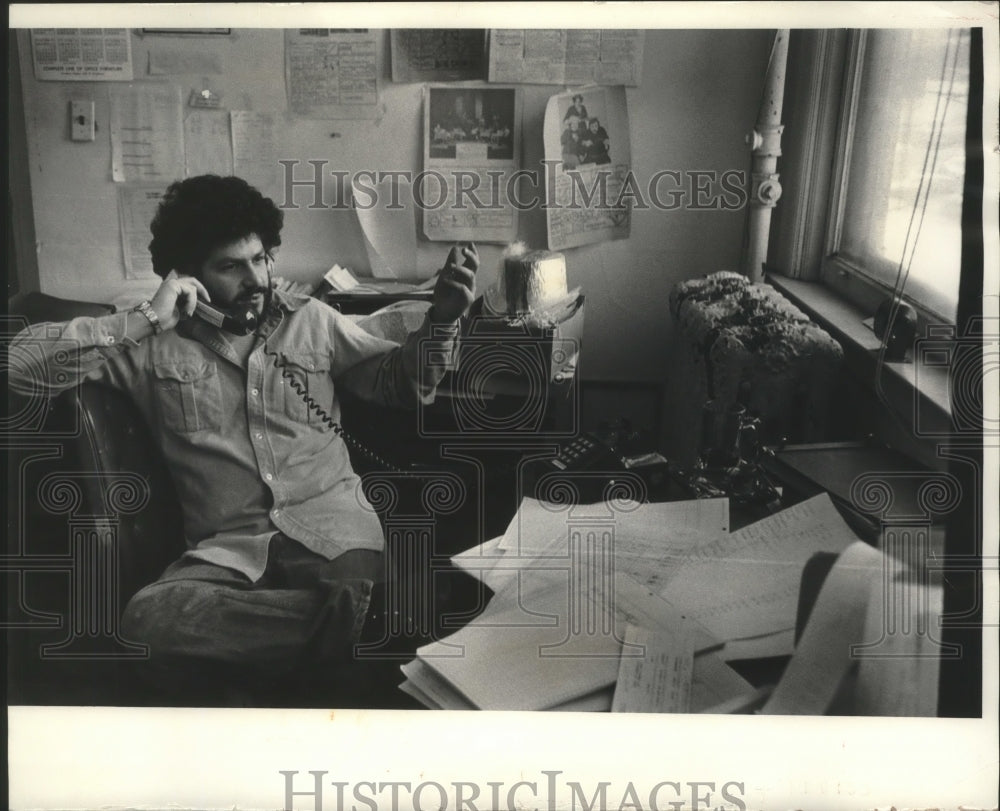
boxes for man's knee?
[121,579,207,654]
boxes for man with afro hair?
[9,174,478,704]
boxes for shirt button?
[255,432,263,440]
[251,388,260,396]
[265,473,273,481]
[272,509,280,517]
[106,335,116,345]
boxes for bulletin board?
[14,27,771,383]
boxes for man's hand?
[429,243,478,324]
[150,271,212,332]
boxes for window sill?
[766,274,954,462]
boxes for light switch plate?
[70,100,95,141]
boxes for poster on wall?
[489,29,643,86]
[117,184,164,279]
[422,84,522,243]
[390,29,486,82]
[284,29,380,118]
[30,28,134,81]
[544,85,631,250]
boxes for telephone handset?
[194,300,259,336]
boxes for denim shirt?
[8,290,459,580]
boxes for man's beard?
[236,275,274,317]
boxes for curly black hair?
[148,175,284,279]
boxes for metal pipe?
[744,30,790,283]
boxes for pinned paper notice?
[230,111,278,196]
[612,625,693,713]
[351,175,418,279]
[110,86,185,182]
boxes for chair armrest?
[13,291,116,324]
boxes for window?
[772,28,974,329]
[824,29,970,324]
[766,26,984,458]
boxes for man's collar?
[253,286,310,337]
[269,286,310,313]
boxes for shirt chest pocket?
[277,351,334,427]
[153,360,223,433]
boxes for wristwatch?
[131,300,163,335]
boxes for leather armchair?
[6,293,187,702]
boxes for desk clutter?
[401,491,942,715]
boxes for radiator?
[665,271,844,466]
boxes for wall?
[14,28,772,384]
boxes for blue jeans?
[121,533,383,700]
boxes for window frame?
[765,27,983,462]
[774,28,966,334]
[822,28,966,330]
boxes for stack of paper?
[409,491,921,715]
[402,496,772,711]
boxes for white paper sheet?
[717,629,797,662]
[451,535,509,591]
[852,574,944,716]
[31,28,133,81]
[658,494,858,643]
[230,111,279,196]
[680,493,858,564]
[482,497,727,601]
[110,85,184,182]
[117,185,165,279]
[543,87,632,250]
[612,624,694,713]
[690,650,759,712]
[659,557,802,642]
[498,496,728,554]
[183,110,232,177]
[457,502,726,598]
[285,29,379,119]
[352,175,418,279]
[612,530,726,592]
[761,541,890,715]
[488,29,644,86]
